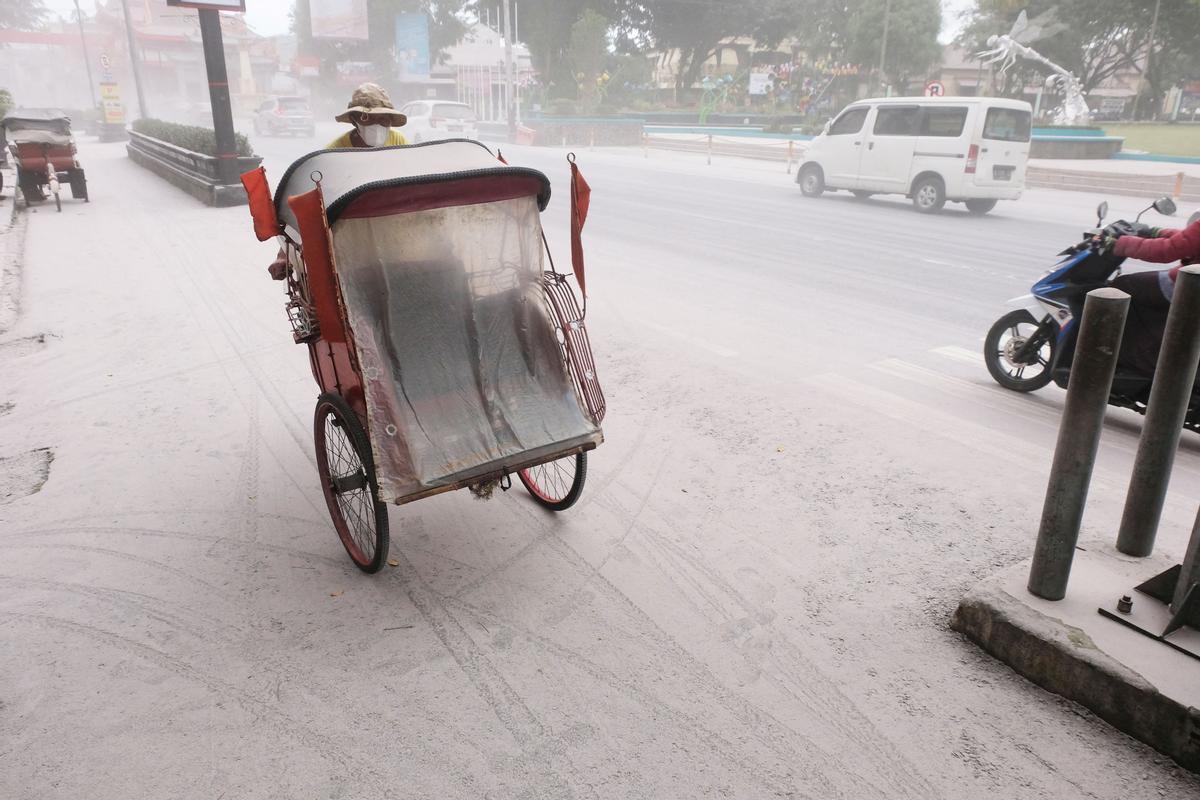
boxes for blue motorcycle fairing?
[1032,250,1089,310]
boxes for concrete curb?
[0,164,25,335]
[126,143,250,207]
[952,554,1200,773]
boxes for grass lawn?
[1100,123,1200,157]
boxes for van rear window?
[983,108,1031,142]
[920,107,967,137]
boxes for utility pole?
[72,0,98,109]
[502,0,516,141]
[197,8,238,185]
[1140,0,1162,120]
[118,0,149,118]
[878,0,892,96]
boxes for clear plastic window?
[920,107,967,137]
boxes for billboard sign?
[165,0,246,11]
[394,13,430,79]
[311,0,369,40]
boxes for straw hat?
[334,83,407,126]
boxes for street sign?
[99,53,112,70]
[99,82,125,124]
[165,0,246,11]
[925,80,946,97]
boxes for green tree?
[960,0,1200,118]
[844,0,942,91]
[0,0,49,30]
[569,9,610,113]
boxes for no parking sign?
[925,80,946,97]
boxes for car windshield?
[279,98,310,113]
[434,104,476,121]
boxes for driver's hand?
[1092,233,1119,255]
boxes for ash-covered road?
[2,129,1198,798]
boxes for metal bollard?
[707,133,712,166]
[787,140,794,174]
[1172,507,1200,613]
[1117,266,1200,557]
[1029,288,1129,600]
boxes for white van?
[796,96,1032,214]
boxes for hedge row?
[131,118,254,157]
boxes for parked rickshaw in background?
[1,109,89,211]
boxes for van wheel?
[965,199,997,215]
[798,165,824,197]
[912,176,945,214]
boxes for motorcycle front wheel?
[985,310,1055,392]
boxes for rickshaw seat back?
[328,187,598,503]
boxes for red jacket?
[1114,217,1200,281]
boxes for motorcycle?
[984,196,1200,431]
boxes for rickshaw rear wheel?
[518,452,587,511]
[314,393,390,573]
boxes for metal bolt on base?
[1117,595,1133,614]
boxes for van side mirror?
[1153,196,1177,216]
[822,120,832,135]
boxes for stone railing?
[127,130,261,207]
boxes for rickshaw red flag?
[570,156,591,297]
[287,186,346,345]
[241,166,280,241]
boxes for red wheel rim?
[519,456,578,504]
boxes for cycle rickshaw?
[242,139,605,572]
[1,109,89,211]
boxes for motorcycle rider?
[1102,214,1200,375]
[267,83,408,279]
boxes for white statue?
[977,10,1090,126]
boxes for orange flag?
[569,155,591,296]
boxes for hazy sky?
[43,0,975,44]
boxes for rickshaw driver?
[267,83,408,279]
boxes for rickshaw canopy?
[1,108,73,146]
[273,139,550,237]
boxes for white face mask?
[355,121,388,147]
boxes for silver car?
[253,96,316,137]
[398,101,479,143]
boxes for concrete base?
[126,144,248,207]
[952,548,1200,773]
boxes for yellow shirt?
[327,128,408,148]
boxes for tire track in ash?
[0,575,242,639]
[448,400,663,602]
[145,210,322,521]
[0,578,478,782]
[524,430,938,800]
[437,591,825,799]
[629,526,940,799]
[1,612,402,799]
[384,547,603,800]
[0,543,223,593]
[5,524,348,571]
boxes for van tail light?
[430,115,444,128]
[965,144,979,174]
